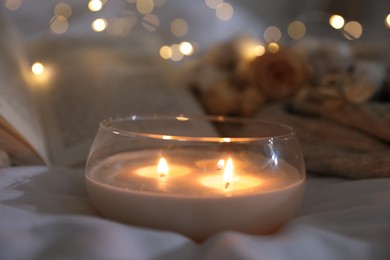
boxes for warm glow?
[54,2,72,18]
[217,159,225,170]
[179,42,194,56]
[88,0,103,12]
[159,45,172,59]
[329,14,345,29]
[238,39,265,61]
[223,158,234,189]
[264,26,282,43]
[142,14,160,32]
[216,2,234,21]
[158,157,169,177]
[92,18,107,32]
[268,42,280,53]
[50,16,69,34]
[343,21,363,40]
[205,0,223,9]
[386,14,390,28]
[136,0,154,15]
[254,45,266,56]
[4,0,22,11]
[170,18,188,37]
[176,116,189,121]
[31,62,44,76]
[288,20,306,40]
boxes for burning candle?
[86,149,305,242]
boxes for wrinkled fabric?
[0,166,389,260]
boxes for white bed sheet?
[0,166,389,260]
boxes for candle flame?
[158,157,168,177]
[223,158,234,189]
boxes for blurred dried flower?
[250,47,311,100]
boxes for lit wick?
[223,158,233,190]
[158,157,168,178]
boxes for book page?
[29,38,213,166]
[0,15,49,165]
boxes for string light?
[205,0,223,9]
[31,62,45,76]
[179,42,194,56]
[54,2,72,18]
[160,45,173,59]
[216,2,233,21]
[92,18,107,32]
[254,45,266,56]
[343,21,363,40]
[142,14,160,32]
[170,18,188,37]
[287,20,306,40]
[268,42,279,53]
[263,26,281,43]
[88,0,103,12]
[4,0,21,11]
[136,0,154,15]
[385,14,390,29]
[329,14,345,29]
[50,16,69,34]
[170,44,184,61]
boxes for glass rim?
[99,114,296,143]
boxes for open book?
[0,15,207,167]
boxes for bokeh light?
[54,2,72,18]
[385,14,390,29]
[50,16,69,34]
[216,2,233,21]
[329,14,345,29]
[343,21,363,40]
[32,62,45,76]
[205,0,223,9]
[254,45,266,56]
[88,0,103,12]
[160,45,173,59]
[238,39,265,61]
[287,20,306,40]
[136,0,154,15]
[170,44,184,61]
[142,14,160,32]
[263,26,282,43]
[170,18,189,37]
[4,0,21,11]
[92,18,107,32]
[268,42,279,53]
[179,42,194,56]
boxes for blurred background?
[1,0,389,62]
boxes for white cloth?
[0,166,389,260]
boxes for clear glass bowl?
[85,115,306,241]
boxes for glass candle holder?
[85,115,306,241]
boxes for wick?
[160,174,166,178]
[225,182,230,189]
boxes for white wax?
[86,150,305,241]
